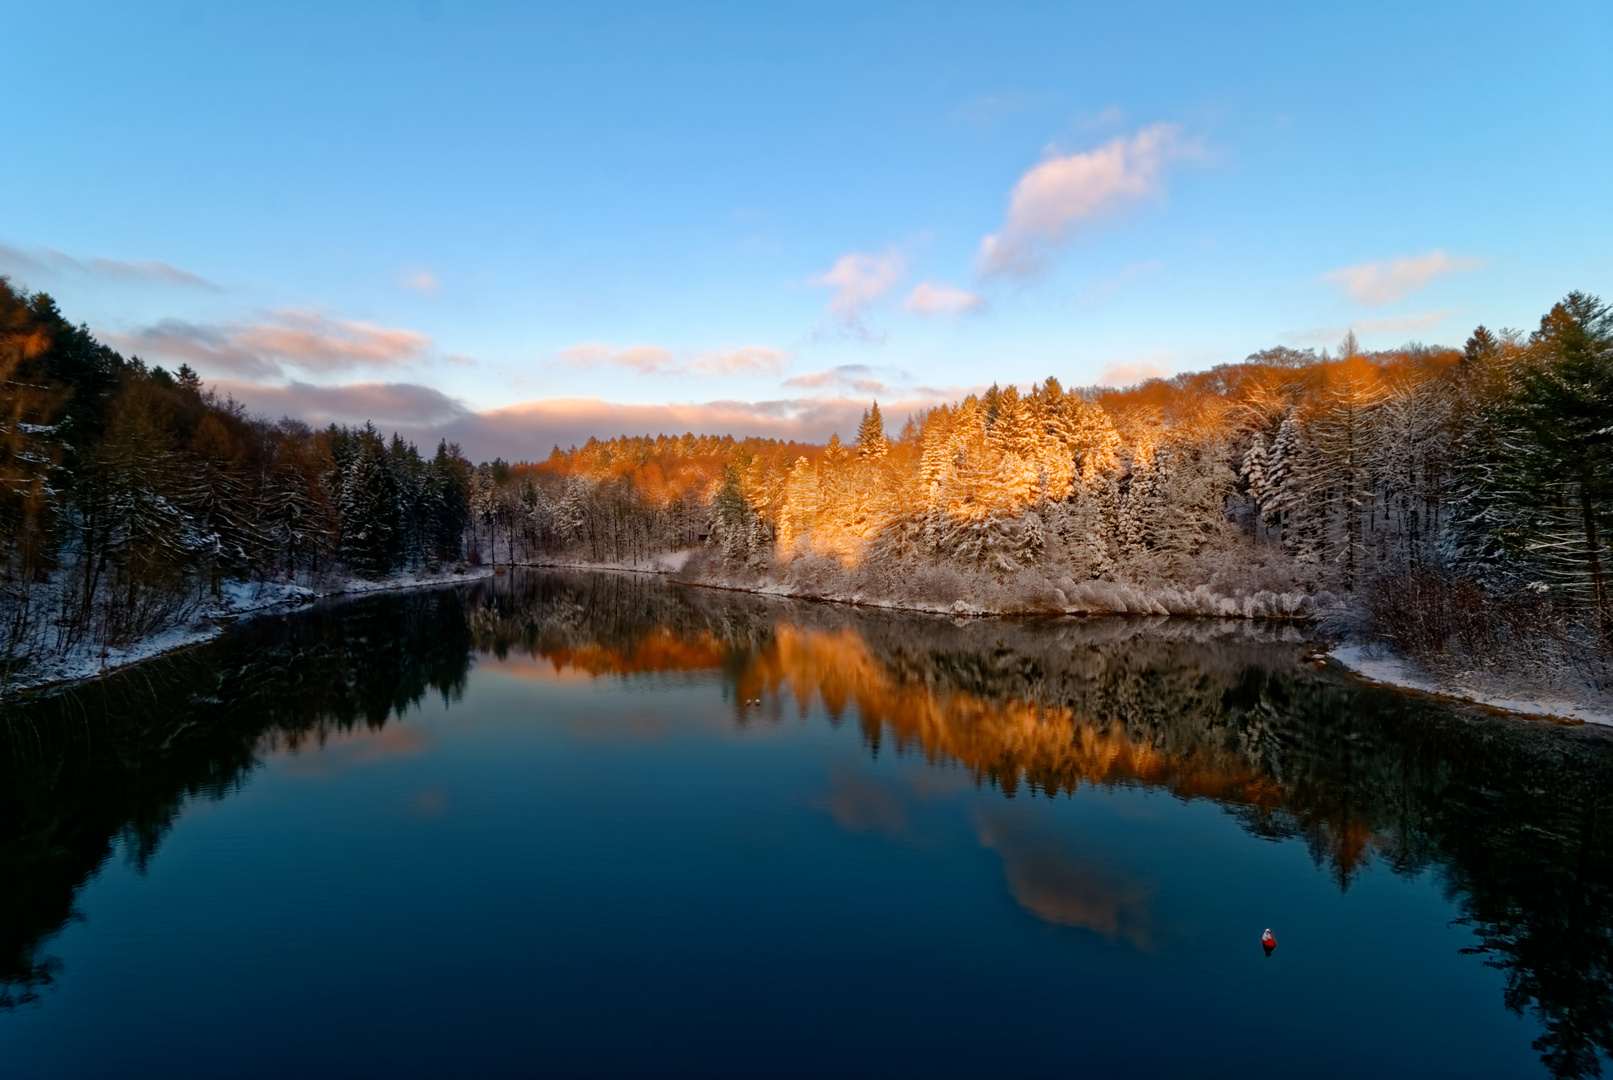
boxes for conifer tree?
[339,430,400,577]
[1498,292,1613,633]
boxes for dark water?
[2,572,1611,1079]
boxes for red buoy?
[1261,928,1277,955]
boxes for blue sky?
[4,0,1610,457]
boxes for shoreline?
[522,555,1331,620]
[11,560,1606,729]
[1326,644,1613,727]
[3,566,495,699]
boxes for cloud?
[0,241,219,290]
[820,764,909,836]
[976,807,1154,948]
[192,374,960,463]
[110,310,432,378]
[558,342,680,374]
[1281,310,1453,346]
[784,364,893,395]
[399,267,440,294]
[1322,250,1483,306]
[446,390,953,461]
[558,342,786,378]
[812,249,906,338]
[211,378,471,429]
[1097,360,1170,388]
[979,123,1199,278]
[905,280,984,317]
[690,346,788,376]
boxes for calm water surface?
[2,571,1610,1078]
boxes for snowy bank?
[517,552,1331,620]
[7,565,493,696]
[1328,644,1613,726]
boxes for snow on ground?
[526,551,696,575]
[1328,644,1613,726]
[9,566,493,695]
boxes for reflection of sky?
[2,624,1547,1078]
[974,805,1155,949]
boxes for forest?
[2,277,1610,698]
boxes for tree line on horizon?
[498,292,1610,656]
[3,276,1610,680]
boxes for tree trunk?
[1581,480,1609,639]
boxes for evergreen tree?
[339,430,400,576]
[855,403,889,458]
[1498,293,1613,633]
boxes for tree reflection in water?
[3,570,1611,1077]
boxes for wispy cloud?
[1282,310,1453,346]
[0,241,219,290]
[558,342,787,378]
[784,364,893,395]
[558,342,681,375]
[905,280,984,317]
[110,310,431,378]
[1322,250,1483,306]
[213,378,471,428]
[979,123,1200,279]
[399,266,440,295]
[690,346,788,376]
[812,249,906,339]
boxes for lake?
[2,570,1610,1078]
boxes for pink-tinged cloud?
[212,379,471,429]
[783,364,892,395]
[446,391,953,461]
[1097,360,1170,388]
[110,310,432,378]
[399,267,440,294]
[558,342,787,378]
[690,346,788,376]
[558,342,681,374]
[1322,251,1483,306]
[979,123,1199,278]
[905,281,983,316]
[1282,310,1454,346]
[812,249,906,339]
[0,241,219,290]
[976,807,1154,947]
